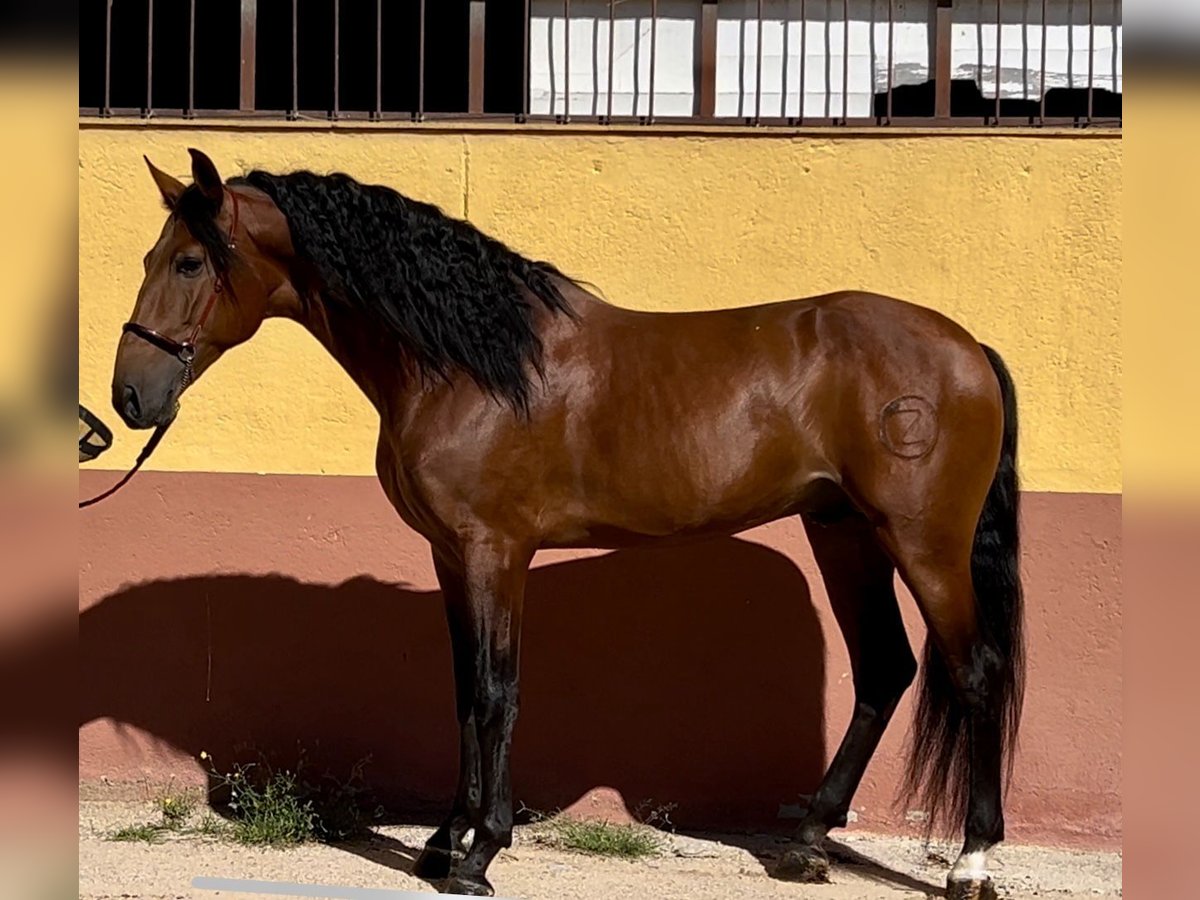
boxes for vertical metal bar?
[563,1,570,121]
[240,0,258,112]
[1039,0,1047,123]
[842,0,849,122]
[699,0,717,117]
[291,0,298,118]
[188,0,196,116]
[649,0,658,121]
[799,0,806,122]
[607,0,615,120]
[333,0,340,118]
[469,0,486,113]
[375,0,381,118]
[935,0,952,118]
[146,0,154,115]
[418,0,426,120]
[104,0,112,114]
[886,0,894,121]
[1087,0,1095,122]
[1111,0,1118,109]
[755,0,763,124]
[995,0,1002,122]
[523,0,532,119]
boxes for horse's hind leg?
[882,517,1011,900]
[777,512,917,883]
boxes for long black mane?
[179,169,575,414]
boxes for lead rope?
[79,415,174,508]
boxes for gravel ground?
[79,799,1121,900]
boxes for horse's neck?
[290,293,417,422]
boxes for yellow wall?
[79,125,1121,494]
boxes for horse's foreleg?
[441,540,531,898]
[778,514,916,883]
[414,553,482,881]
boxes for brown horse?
[107,148,1024,900]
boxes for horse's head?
[112,148,290,429]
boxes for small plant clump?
[537,818,664,859]
[104,786,201,844]
[193,814,232,839]
[201,749,381,848]
[216,762,317,847]
[103,749,379,849]
[156,789,197,830]
[107,822,166,844]
[524,802,676,861]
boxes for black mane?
[178,169,575,414]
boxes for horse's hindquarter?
[788,291,1004,523]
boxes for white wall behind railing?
[529,0,1121,117]
[953,0,1122,102]
[530,0,699,116]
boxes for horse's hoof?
[413,846,454,880]
[947,877,998,900]
[775,845,831,883]
[443,875,494,897]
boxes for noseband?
[122,187,240,389]
[81,188,239,509]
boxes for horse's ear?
[144,155,185,210]
[187,148,224,203]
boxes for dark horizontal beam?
[81,108,1121,131]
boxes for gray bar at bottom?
[191,875,517,900]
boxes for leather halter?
[122,187,240,388]
[80,188,239,509]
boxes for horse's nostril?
[122,385,141,422]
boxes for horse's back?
[559,287,996,422]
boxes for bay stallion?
[106,149,1024,900]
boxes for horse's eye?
[175,257,203,277]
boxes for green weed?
[106,823,165,844]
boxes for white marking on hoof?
[948,849,990,883]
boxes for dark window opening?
[483,0,526,116]
[82,0,504,116]
[80,0,240,113]
[873,79,1122,121]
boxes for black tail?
[904,343,1026,832]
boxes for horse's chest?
[374,442,441,539]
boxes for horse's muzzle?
[112,377,179,430]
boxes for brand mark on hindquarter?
[879,395,938,459]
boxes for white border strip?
[192,876,517,900]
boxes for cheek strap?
[120,188,240,374]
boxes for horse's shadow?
[75,535,932,890]
[336,830,423,880]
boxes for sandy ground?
[80,799,1121,900]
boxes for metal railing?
[81,0,1122,128]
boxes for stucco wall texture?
[79,125,1121,848]
[79,126,1121,493]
